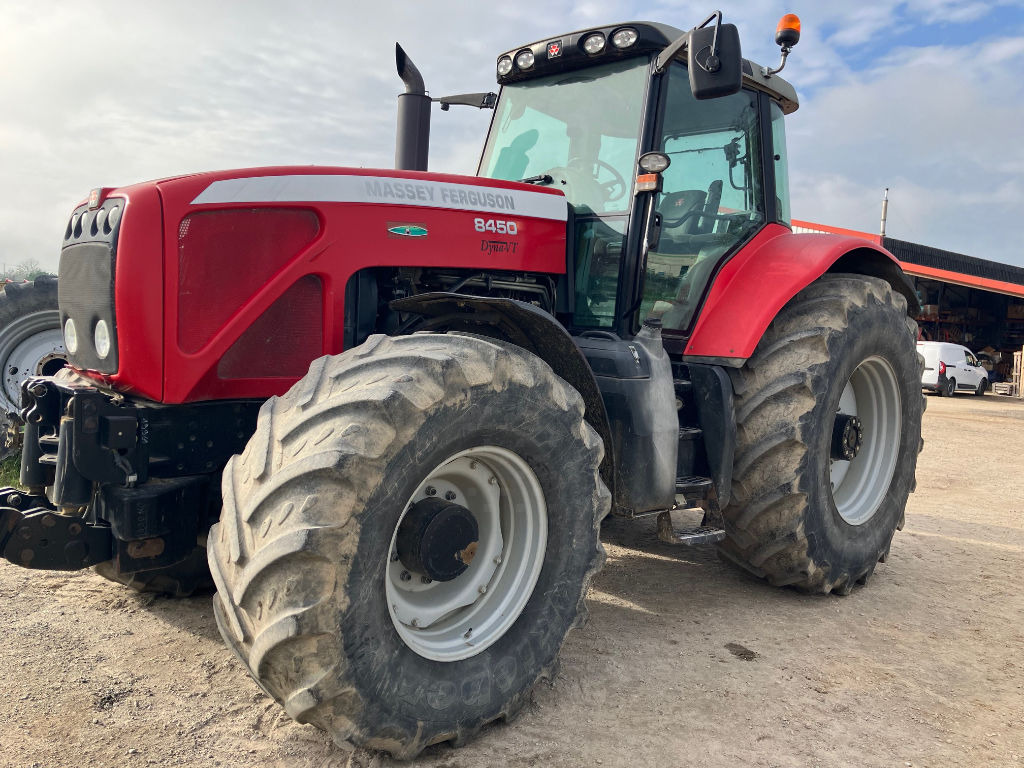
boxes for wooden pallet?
[993,382,1018,397]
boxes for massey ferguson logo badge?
[547,40,562,58]
[387,224,428,238]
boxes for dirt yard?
[1,393,1022,768]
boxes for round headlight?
[497,56,513,76]
[638,151,671,173]
[94,319,111,360]
[515,49,535,70]
[582,33,606,55]
[64,318,78,355]
[612,28,639,49]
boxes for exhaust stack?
[395,44,431,172]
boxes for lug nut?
[425,486,437,496]
[390,551,399,562]
[478,584,487,594]
[400,571,412,582]
[411,618,420,627]
[445,491,456,501]
[493,555,502,565]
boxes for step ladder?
[655,475,727,546]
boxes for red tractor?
[1,12,922,758]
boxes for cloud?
[1,1,1022,273]
[789,32,1024,265]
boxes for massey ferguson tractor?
[0,12,923,758]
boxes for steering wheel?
[548,159,627,208]
[594,159,626,203]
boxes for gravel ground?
[1,393,1022,768]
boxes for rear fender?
[683,226,918,364]
[389,293,616,502]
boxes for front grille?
[58,199,123,374]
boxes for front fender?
[683,225,917,364]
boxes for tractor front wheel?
[207,333,608,758]
[719,274,923,594]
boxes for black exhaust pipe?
[395,44,430,172]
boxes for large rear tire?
[719,274,922,594]
[207,333,608,758]
[0,276,66,458]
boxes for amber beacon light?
[776,14,801,47]
[763,13,801,76]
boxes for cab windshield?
[478,58,649,215]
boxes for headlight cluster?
[496,26,638,77]
[63,318,112,359]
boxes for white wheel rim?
[830,356,901,526]
[0,310,66,411]
[385,445,547,662]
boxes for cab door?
[637,63,768,333]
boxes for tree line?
[0,259,50,281]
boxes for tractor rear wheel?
[719,274,922,594]
[207,333,608,758]
[0,276,65,458]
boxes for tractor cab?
[477,17,799,338]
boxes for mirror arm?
[762,45,793,78]
[432,92,498,111]
[657,10,725,74]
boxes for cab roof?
[496,20,798,114]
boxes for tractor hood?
[58,166,569,403]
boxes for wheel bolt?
[493,555,502,565]
[478,584,487,594]
[488,476,497,485]
[425,486,437,496]
[411,618,420,627]
[400,571,411,582]
[390,551,399,562]
[421,576,432,584]
[445,491,456,501]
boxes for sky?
[2,0,1024,271]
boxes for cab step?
[656,513,727,546]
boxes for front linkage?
[0,372,260,575]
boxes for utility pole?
[880,188,889,241]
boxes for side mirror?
[688,23,742,100]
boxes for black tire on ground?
[207,333,609,758]
[974,379,988,396]
[719,274,923,595]
[942,378,956,397]
[94,545,214,598]
[0,275,65,458]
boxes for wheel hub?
[395,497,479,582]
[831,413,864,461]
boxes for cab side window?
[639,65,764,331]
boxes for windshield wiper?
[519,174,553,185]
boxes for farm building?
[794,220,1024,387]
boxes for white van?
[917,341,989,396]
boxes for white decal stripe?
[190,174,568,221]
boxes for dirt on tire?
[719,274,922,594]
[207,333,609,758]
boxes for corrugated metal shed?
[883,237,1024,289]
